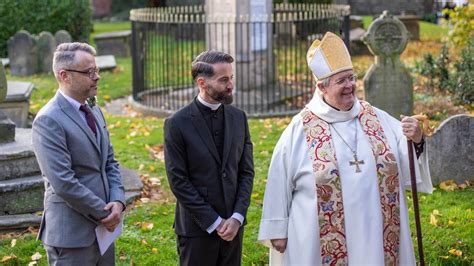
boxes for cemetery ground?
[1,21,473,265]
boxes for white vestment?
[258,94,432,266]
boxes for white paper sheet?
[95,221,123,255]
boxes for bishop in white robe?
[258,32,433,266]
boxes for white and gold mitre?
[306,32,353,80]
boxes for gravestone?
[94,30,131,58]
[427,115,474,184]
[37,32,56,73]
[206,0,273,91]
[0,81,35,128]
[55,30,72,45]
[7,31,38,77]
[397,15,420,41]
[96,55,117,71]
[362,11,413,118]
[0,64,15,143]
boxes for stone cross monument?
[206,0,273,91]
[0,64,15,143]
[362,11,413,118]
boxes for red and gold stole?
[301,101,401,266]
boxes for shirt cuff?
[231,212,244,226]
[206,216,222,234]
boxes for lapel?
[221,105,234,168]
[56,92,101,155]
[189,101,221,164]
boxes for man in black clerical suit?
[164,50,254,266]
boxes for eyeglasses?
[332,74,357,86]
[64,67,100,79]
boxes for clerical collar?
[305,90,360,123]
[197,95,221,111]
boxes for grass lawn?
[1,20,472,265]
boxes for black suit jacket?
[164,100,254,237]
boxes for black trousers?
[177,229,244,266]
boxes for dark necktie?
[79,104,97,136]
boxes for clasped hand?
[216,218,240,241]
[100,201,123,232]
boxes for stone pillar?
[205,0,273,91]
[0,64,15,143]
[362,11,413,118]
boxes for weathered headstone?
[0,81,35,128]
[362,11,413,118]
[0,64,15,143]
[54,30,72,45]
[397,15,420,41]
[94,30,131,58]
[37,32,56,73]
[427,115,474,184]
[7,31,38,76]
[96,55,117,71]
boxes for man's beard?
[208,88,233,104]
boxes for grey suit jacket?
[32,91,125,248]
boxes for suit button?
[222,172,227,178]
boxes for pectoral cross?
[349,154,364,173]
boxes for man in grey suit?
[32,42,125,265]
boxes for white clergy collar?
[197,94,221,111]
[305,90,361,123]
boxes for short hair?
[191,50,234,82]
[316,76,330,88]
[52,42,96,79]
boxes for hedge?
[0,0,92,57]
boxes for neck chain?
[329,119,365,173]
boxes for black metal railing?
[130,4,350,117]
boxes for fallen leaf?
[2,255,17,262]
[439,255,449,259]
[142,222,154,230]
[141,239,148,245]
[31,252,42,261]
[152,248,158,253]
[439,180,458,192]
[28,262,37,266]
[448,248,462,257]
[140,198,150,203]
[119,255,126,261]
[432,209,440,216]
[430,213,438,226]
[448,220,455,226]
[11,239,16,248]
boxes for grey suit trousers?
[44,242,115,266]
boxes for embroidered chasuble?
[301,101,401,265]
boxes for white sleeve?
[258,118,297,247]
[380,109,433,194]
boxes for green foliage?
[415,41,474,106]
[0,0,92,57]
[449,39,474,105]
[443,4,474,48]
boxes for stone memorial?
[1,58,9,67]
[397,15,420,41]
[37,31,56,73]
[0,81,35,128]
[206,0,273,91]
[7,31,38,77]
[362,11,413,118]
[94,30,132,58]
[96,55,117,71]
[0,64,15,143]
[427,115,474,184]
[55,30,72,45]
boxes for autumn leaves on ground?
[1,20,473,265]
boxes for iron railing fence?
[130,4,350,117]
